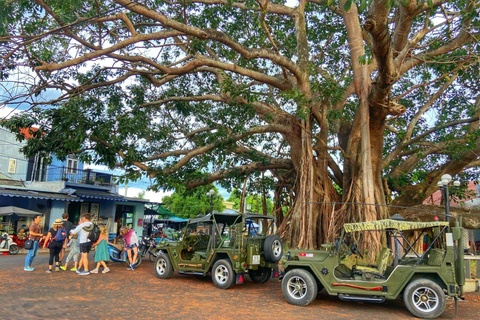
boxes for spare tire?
[264,235,283,263]
[248,267,272,283]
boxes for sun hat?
[52,218,63,226]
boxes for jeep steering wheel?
[351,243,363,259]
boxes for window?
[8,159,16,173]
[27,154,48,181]
[66,154,78,174]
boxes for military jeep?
[154,212,283,289]
[281,218,465,319]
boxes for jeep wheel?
[212,259,236,289]
[155,253,174,279]
[403,279,446,319]
[282,269,318,306]
[264,235,283,263]
[248,267,272,283]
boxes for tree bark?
[340,0,383,258]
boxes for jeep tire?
[248,267,272,283]
[264,234,283,263]
[282,268,318,306]
[155,253,174,279]
[403,278,446,319]
[212,259,236,289]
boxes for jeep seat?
[355,247,393,277]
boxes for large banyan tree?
[1,0,479,253]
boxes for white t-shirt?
[70,221,93,244]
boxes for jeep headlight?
[280,251,290,264]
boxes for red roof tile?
[19,127,39,139]
[423,181,477,206]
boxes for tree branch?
[383,116,480,170]
[186,160,293,189]
[114,0,303,82]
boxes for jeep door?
[175,222,211,272]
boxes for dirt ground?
[1,252,479,320]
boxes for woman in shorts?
[119,226,139,270]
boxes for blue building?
[0,127,152,238]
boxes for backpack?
[84,223,101,243]
[55,227,67,242]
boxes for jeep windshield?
[244,214,276,237]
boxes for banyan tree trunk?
[277,120,339,249]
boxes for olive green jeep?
[154,212,283,289]
[281,218,465,319]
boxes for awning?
[0,206,42,216]
[153,217,189,223]
[74,189,127,202]
[168,217,188,222]
[144,208,158,216]
[123,197,151,203]
[157,205,175,216]
[0,188,82,202]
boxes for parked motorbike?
[107,243,142,268]
[138,236,158,262]
[0,233,19,255]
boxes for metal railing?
[37,166,116,187]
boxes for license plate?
[252,255,260,265]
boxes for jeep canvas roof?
[343,219,449,233]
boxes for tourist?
[91,226,110,274]
[59,212,74,263]
[70,213,93,276]
[60,233,79,271]
[119,226,139,270]
[43,218,67,273]
[24,214,43,271]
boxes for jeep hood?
[287,249,330,263]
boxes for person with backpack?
[69,213,93,276]
[43,219,68,273]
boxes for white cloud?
[0,105,21,119]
